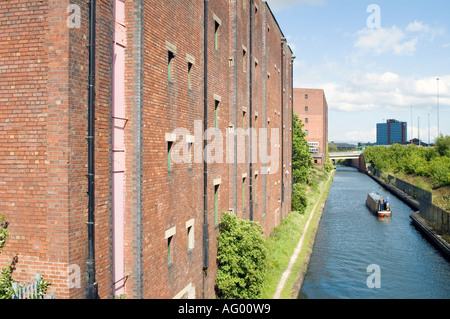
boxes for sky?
[265,0,450,144]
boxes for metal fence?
[420,199,450,234]
[395,178,432,204]
[368,166,432,204]
[12,274,55,299]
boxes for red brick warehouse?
[293,88,329,167]
[0,0,294,299]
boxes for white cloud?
[322,73,450,114]
[354,21,445,56]
[354,27,418,56]
[406,21,430,33]
[406,20,445,41]
[353,72,400,90]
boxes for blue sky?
[266,0,450,144]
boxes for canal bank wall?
[410,212,450,260]
[364,169,450,260]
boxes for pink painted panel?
[114,0,126,26]
[113,151,125,173]
[112,118,126,150]
[112,0,126,297]
[112,172,125,294]
[112,45,125,119]
[115,22,127,47]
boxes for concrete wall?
[350,154,367,172]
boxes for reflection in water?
[299,167,450,299]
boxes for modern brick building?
[0,0,294,299]
[293,88,328,166]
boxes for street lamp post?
[410,105,413,144]
[418,117,420,146]
[437,77,440,138]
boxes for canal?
[299,166,450,299]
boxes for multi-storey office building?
[376,119,407,145]
[0,0,294,299]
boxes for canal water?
[299,166,450,299]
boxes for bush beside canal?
[216,213,267,299]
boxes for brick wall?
[0,0,113,299]
[264,4,284,234]
[0,0,293,299]
[137,0,206,299]
[0,0,73,298]
[203,0,231,299]
[293,88,328,166]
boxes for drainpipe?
[202,0,209,299]
[249,0,254,221]
[86,0,98,299]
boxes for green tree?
[364,142,450,188]
[0,215,8,252]
[292,183,308,213]
[364,145,392,172]
[216,213,267,299]
[328,142,338,153]
[435,135,450,157]
[292,114,314,184]
[428,156,450,188]
[0,215,14,299]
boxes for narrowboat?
[366,192,392,217]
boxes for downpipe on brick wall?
[86,0,98,299]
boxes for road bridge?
[328,151,363,160]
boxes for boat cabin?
[366,192,392,217]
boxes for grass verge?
[261,169,335,299]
